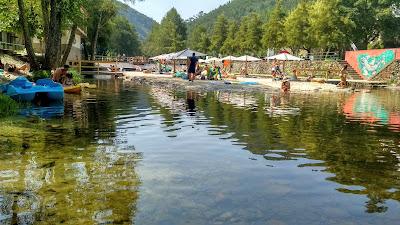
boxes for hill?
[117,1,157,40]
[187,0,300,31]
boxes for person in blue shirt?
[188,53,198,82]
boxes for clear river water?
[0,79,400,225]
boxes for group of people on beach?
[0,60,30,75]
[269,60,349,92]
[187,53,227,82]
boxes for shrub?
[0,94,19,118]
[31,70,51,82]
[69,69,82,84]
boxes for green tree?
[284,0,312,54]
[187,25,210,54]
[142,23,162,56]
[220,20,238,55]
[158,8,187,52]
[0,1,19,32]
[109,16,141,56]
[210,14,228,55]
[262,0,286,51]
[87,0,118,60]
[341,0,400,49]
[243,13,263,55]
[308,0,353,51]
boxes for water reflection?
[148,87,400,216]
[0,79,141,224]
[1,80,400,224]
[343,91,400,131]
[186,91,197,114]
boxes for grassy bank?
[0,94,19,118]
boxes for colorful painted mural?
[345,48,400,80]
[343,92,400,131]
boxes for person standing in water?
[337,65,348,88]
[188,53,198,82]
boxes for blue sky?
[125,0,231,22]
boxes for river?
[0,79,399,225]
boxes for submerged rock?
[40,161,55,169]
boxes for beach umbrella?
[221,56,238,73]
[236,55,262,62]
[265,53,303,61]
[205,57,221,65]
[236,56,262,75]
[265,53,303,74]
[221,56,238,61]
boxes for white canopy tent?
[149,53,175,61]
[150,49,207,73]
[168,49,207,60]
[236,55,262,62]
[265,53,304,61]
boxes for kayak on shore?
[64,85,82,94]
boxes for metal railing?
[0,42,25,51]
[306,52,341,61]
[89,55,149,64]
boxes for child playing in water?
[281,78,291,93]
[63,73,74,87]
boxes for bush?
[31,70,51,82]
[69,69,82,84]
[0,94,19,118]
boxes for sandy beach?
[123,71,351,93]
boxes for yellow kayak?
[64,85,82,94]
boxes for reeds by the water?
[0,94,19,118]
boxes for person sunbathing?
[5,63,30,74]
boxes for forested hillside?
[187,0,300,31]
[143,0,400,57]
[117,1,157,39]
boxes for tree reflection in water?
[0,79,142,224]
[149,88,400,214]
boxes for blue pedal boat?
[36,79,64,101]
[4,77,64,102]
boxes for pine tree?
[221,20,238,55]
[284,0,311,54]
[210,14,228,55]
[143,24,162,56]
[244,13,263,55]
[262,0,286,51]
[187,25,210,54]
[159,8,187,53]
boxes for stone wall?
[225,60,345,78]
[375,60,400,83]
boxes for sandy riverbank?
[123,71,351,93]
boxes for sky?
[126,0,231,22]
